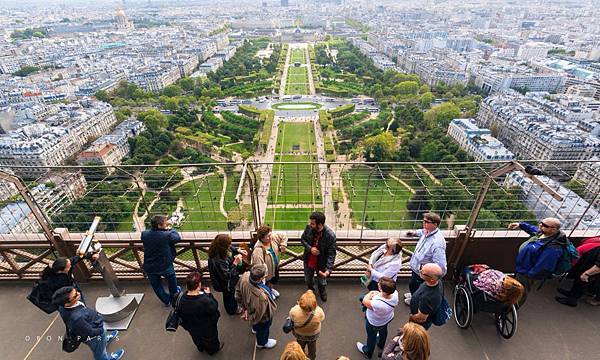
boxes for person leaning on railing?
[365,238,403,291]
[42,252,100,305]
[141,215,181,307]
[404,213,446,306]
[207,234,247,315]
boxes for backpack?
[552,240,579,276]
[432,297,452,326]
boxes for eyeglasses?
[422,220,434,224]
[540,222,555,229]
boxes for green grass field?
[264,208,322,230]
[269,121,321,206]
[149,172,244,231]
[285,66,309,95]
[342,165,412,229]
[290,48,306,64]
[277,122,314,152]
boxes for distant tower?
[114,7,134,30]
[281,0,289,7]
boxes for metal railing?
[0,160,599,280]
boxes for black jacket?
[58,303,104,341]
[208,246,241,293]
[300,224,337,272]
[42,255,88,296]
[141,228,181,274]
[179,292,220,337]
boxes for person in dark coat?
[42,253,99,304]
[179,272,223,355]
[300,211,337,302]
[53,286,124,360]
[555,242,600,307]
[141,214,181,306]
[207,234,247,315]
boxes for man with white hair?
[408,263,444,330]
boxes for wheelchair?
[453,270,518,339]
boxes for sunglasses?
[539,222,555,229]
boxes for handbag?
[165,291,185,332]
[283,311,314,334]
[27,280,57,314]
[432,297,452,326]
[61,327,81,353]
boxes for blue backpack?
[432,297,453,326]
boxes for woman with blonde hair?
[382,322,430,360]
[288,290,325,359]
[280,341,309,360]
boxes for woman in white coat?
[365,238,403,291]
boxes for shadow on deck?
[3,278,599,360]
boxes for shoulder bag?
[61,326,81,353]
[27,279,58,314]
[165,291,185,332]
[283,311,314,334]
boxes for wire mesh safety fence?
[1,160,600,238]
[1,160,600,280]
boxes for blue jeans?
[252,319,272,346]
[409,270,424,294]
[362,318,388,358]
[86,330,109,360]
[147,266,178,305]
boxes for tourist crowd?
[33,211,600,360]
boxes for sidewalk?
[4,279,599,360]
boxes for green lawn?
[269,154,321,205]
[269,121,321,205]
[277,122,314,153]
[150,172,245,231]
[264,208,322,230]
[342,165,413,229]
[285,66,309,95]
[290,48,306,64]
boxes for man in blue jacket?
[509,217,566,304]
[141,215,181,306]
[53,286,124,360]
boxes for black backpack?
[27,279,58,314]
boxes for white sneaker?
[404,297,411,306]
[257,339,277,349]
[271,288,280,299]
[404,292,412,300]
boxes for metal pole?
[568,190,600,238]
[359,169,374,242]
[246,163,261,229]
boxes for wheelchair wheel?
[453,284,473,329]
[496,304,518,339]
